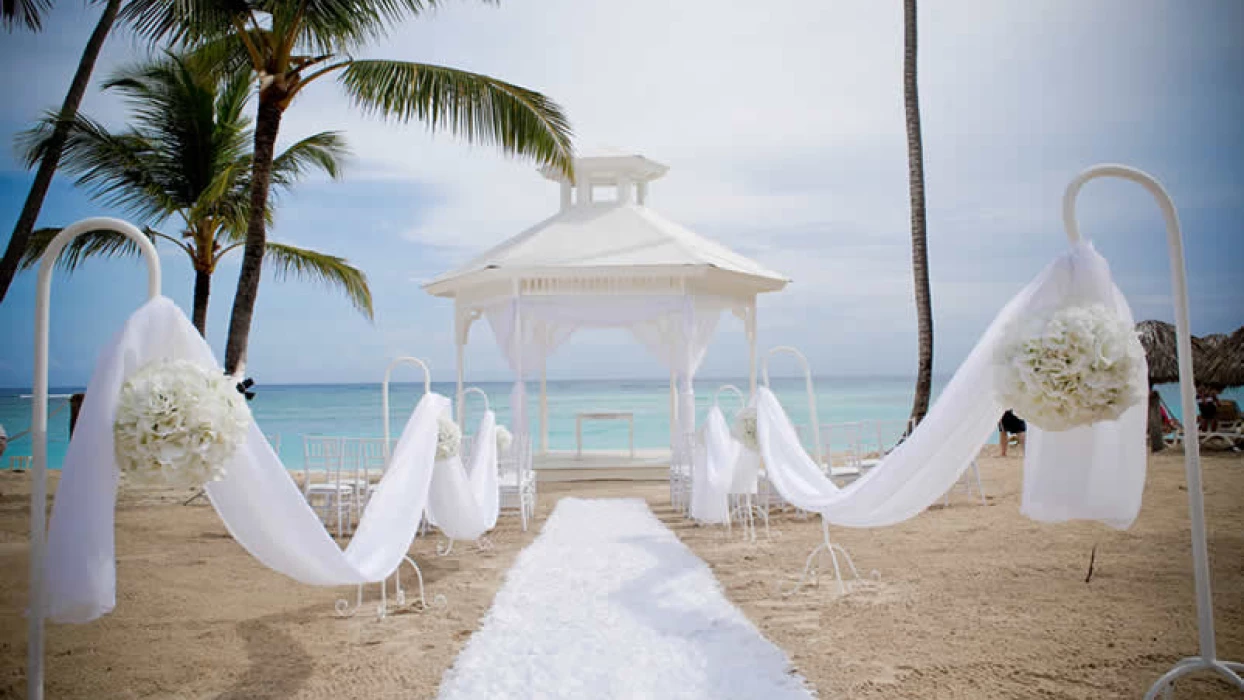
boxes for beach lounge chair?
[1200,399,1244,450]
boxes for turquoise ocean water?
[1,378,1235,471]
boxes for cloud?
[1,0,1241,386]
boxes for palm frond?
[121,0,245,45]
[2,0,51,31]
[270,131,350,188]
[272,0,451,55]
[263,242,374,320]
[19,226,161,271]
[338,60,574,178]
[15,111,178,221]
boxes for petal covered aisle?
[436,498,813,700]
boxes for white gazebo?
[423,151,788,454]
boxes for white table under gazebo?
[423,151,788,462]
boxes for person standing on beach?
[998,410,1026,457]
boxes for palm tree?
[903,0,934,426]
[2,0,52,30]
[123,1,576,375]
[0,0,124,306]
[17,52,372,335]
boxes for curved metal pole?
[382,357,432,462]
[462,386,490,423]
[761,346,822,466]
[714,384,745,417]
[1065,165,1241,697]
[29,218,161,700]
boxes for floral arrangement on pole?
[732,408,759,452]
[495,425,513,455]
[995,304,1146,431]
[436,413,462,460]
[113,359,251,487]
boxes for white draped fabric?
[482,294,726,438]
[749,242,1146,530]
[689,407,738,523]
[45,297,492,624]
[427,411,500,540]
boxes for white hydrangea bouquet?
[495,425,513,454]
[113,359,251,487]
[436,413,462,460]
[995,304,1146,431]
[732,408,759,452]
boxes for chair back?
[822,421,865,469]
[265,433,281,453]
[501,431,532,476]
[302,436,345,493]
[8,455,32,471]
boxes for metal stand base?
[336,555,446,619]
[782,517,863,596]
[437,535,494,557]
[728,493,769,542]
[1144,657,1244,699]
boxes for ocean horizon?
[2,376,1235,471]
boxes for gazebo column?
[510,287,527,441]
[747,301,758,397]
[454,301,466,426]
[669,368,678,446]
[677,296,697,439]
[539,357,548,454]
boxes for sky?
[0,0,1241,388]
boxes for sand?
[0,448,1241,699]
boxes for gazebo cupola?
[543,151,670,210]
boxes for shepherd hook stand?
[27,219,163,700]
[1065,165,1242,698]
[761,346,864,597]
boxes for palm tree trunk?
[192,268,211,336]
[0,0,121,305]
[224,98,284,374]
[903,0,934,427]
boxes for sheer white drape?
[45,298,479,624]
[753,242,1146,530]
[427,411,500,540]
[690,406,738,523]
[482,294,726,438]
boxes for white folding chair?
[302,436,355,538]
[822,421,864,483]
[499,431,536,530]
[668,431,695,515]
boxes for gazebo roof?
[424,153,789,301]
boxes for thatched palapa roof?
[1200,327,1244,388]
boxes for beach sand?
[0,449,1241,699]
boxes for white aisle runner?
[437,498,812,699]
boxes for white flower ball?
[113,359,250,487]
[732,408,759,452]
[495,425,513,454]
[436,413,462,459]
[995,304,1146,431]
